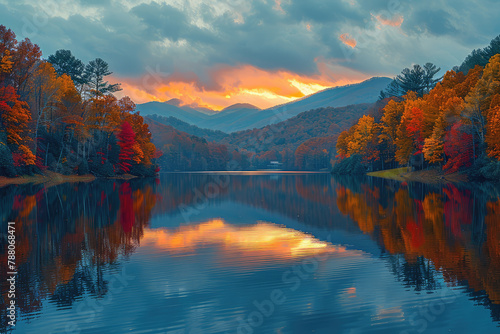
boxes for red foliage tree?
[443,123,473,174]
[117,121,136,173]
[406,107,425,154]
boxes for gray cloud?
[1,0,499,91]
[405,9,458,36]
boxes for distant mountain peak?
[164,98,183,107]
[139,76,391,133]
[222,103,261,111]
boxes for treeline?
[146,102,375,171]
[457,35,500,74]
[147,119,251,171]
[335,39,500,181]
[0,25,159,177]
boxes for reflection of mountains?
[335,178,500,323]
[153,173,361,232]
[0,180,157,332]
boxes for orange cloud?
[273,0,285,14]
[114,62,368,110]
[373,14,404,27]
[339,33,357,48]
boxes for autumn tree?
[423,116,445,164]
[0,86,35,167]
[486,105,500,160]
[118,121,136,173]
[443,123,473,173]
[379,99,405,165]
[462,55,500,158]
[336,130,349,159]
[406,107,424,154]
[10,38,41,99]
[347,115,377,157]
[394,117,414,166]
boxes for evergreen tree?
[48,49,85,85]
[84,58,121,97]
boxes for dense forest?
[146,119,245,171]
[145,114,229,142]
[334,35,500,181]
[147,103,376,171]
[0,25,159,177]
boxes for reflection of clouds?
[137,220,413,332]
[141,219,355,262]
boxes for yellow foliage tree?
[486,105,500,160]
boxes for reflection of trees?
[386,255,439,291]
[151,173,500,321]
[0,179,157,331]
[335,178,500,324]
[2,173,498,329]
[153,174,363,231]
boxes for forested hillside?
[0,25,159,177]
[147,102,378,171]
[145,114,228,142]
[335,42,500,180]
[146,119,248,171]
[223,103,373,152]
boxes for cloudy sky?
[1,0,499,110]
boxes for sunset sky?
[1,0,500,110]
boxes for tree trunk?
[45,142,50,167]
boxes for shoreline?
[0,171,138,188]
[1,168,473,188]
[366,167,468,184]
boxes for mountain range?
[138,77,391,133]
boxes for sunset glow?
[115,63,367,110]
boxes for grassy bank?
[0,171,97,188]
[367,167,467,184]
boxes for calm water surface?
[1,173,500,333]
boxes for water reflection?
[0,173,499,332]
[142,219,357,263]
[0,179,157,332]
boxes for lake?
[1,172,500,333]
